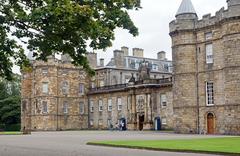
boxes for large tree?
[0,0,141,80]
[0,75,21,128]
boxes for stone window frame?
[98,119,103,126]
[63,101,68,114]
[62,81,69,95]
[90,119,94,126]
[79,83,85,95]
[205,32,213,41]
[42,82,49,94]
[160,93,167,107]
[117,97,122,111]
[98,99,103,112]
[107,99,112,112]
[90,100,94,113]
[42,67,48,75]
[161,117,167,125]
[206,82,214,106]
[205,43,214,64]
[79,101,84,114]
[42,101,48,114]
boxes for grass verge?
[87,137,240,155]
[0,131,22,135]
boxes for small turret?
[170,0,198,33]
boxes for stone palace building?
[21,0,240,135]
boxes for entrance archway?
[207,113,215,134]
[120,118,127,131]
[139,115,144,131]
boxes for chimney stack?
[121,46,129,56]
[157,51,166,60]
[132,48,144,57]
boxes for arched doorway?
[207,113,215,134]
[154,117,161,131]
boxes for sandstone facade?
[170,0,240,135]
[21,49,173,131]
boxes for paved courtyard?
[0,131,229,156]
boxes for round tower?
[169,0,199,134]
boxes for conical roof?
[176,0,196,16]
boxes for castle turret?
[170,0,199,134]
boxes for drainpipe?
[56,66,59,131]
[194,21,200,134]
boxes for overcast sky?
[13,0,227,73]
[97,0,227,64]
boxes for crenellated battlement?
[170,1,240,34]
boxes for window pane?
[42,83,48,93]
[79,102,84,114]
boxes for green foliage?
[0,75,21,131]
[0,0,141,80]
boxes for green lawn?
[88,137,240,155]
[0,131,22,135]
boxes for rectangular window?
[206,44,213,64]
[90,119,94,126]
[206,82,214,106]
[99,80,104,87]
[99,100,103,112]
[107,119,112,128]
[63,101,68,114]
[117,98,122,111]
[152,64,159,71]
[42,101,48,113]
[42,68,48,74]
[79,83,84,94]
[91,82,95,89]
[79,102,84,114]
[42,82,49,94]
[62,81,69,95]
[108,99,112,111]
[160,94,167,107]
[162,117,167,125]
[205,32,212,40]
[98,119,103,126]
[90,100,94,113]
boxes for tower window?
[205,32,213,40]
[63,101,68,114]
[42,101,48,113]
[79,102,84,114]
[206,82,214,106]
[42,82,49,94]
[206,44,213,64]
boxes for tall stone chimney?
[132,48,144,57]
[114,50,124,68]
[100,58,104,67]
[121,46,129,56]
[86,52,97,68]
[157,51,166,60]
